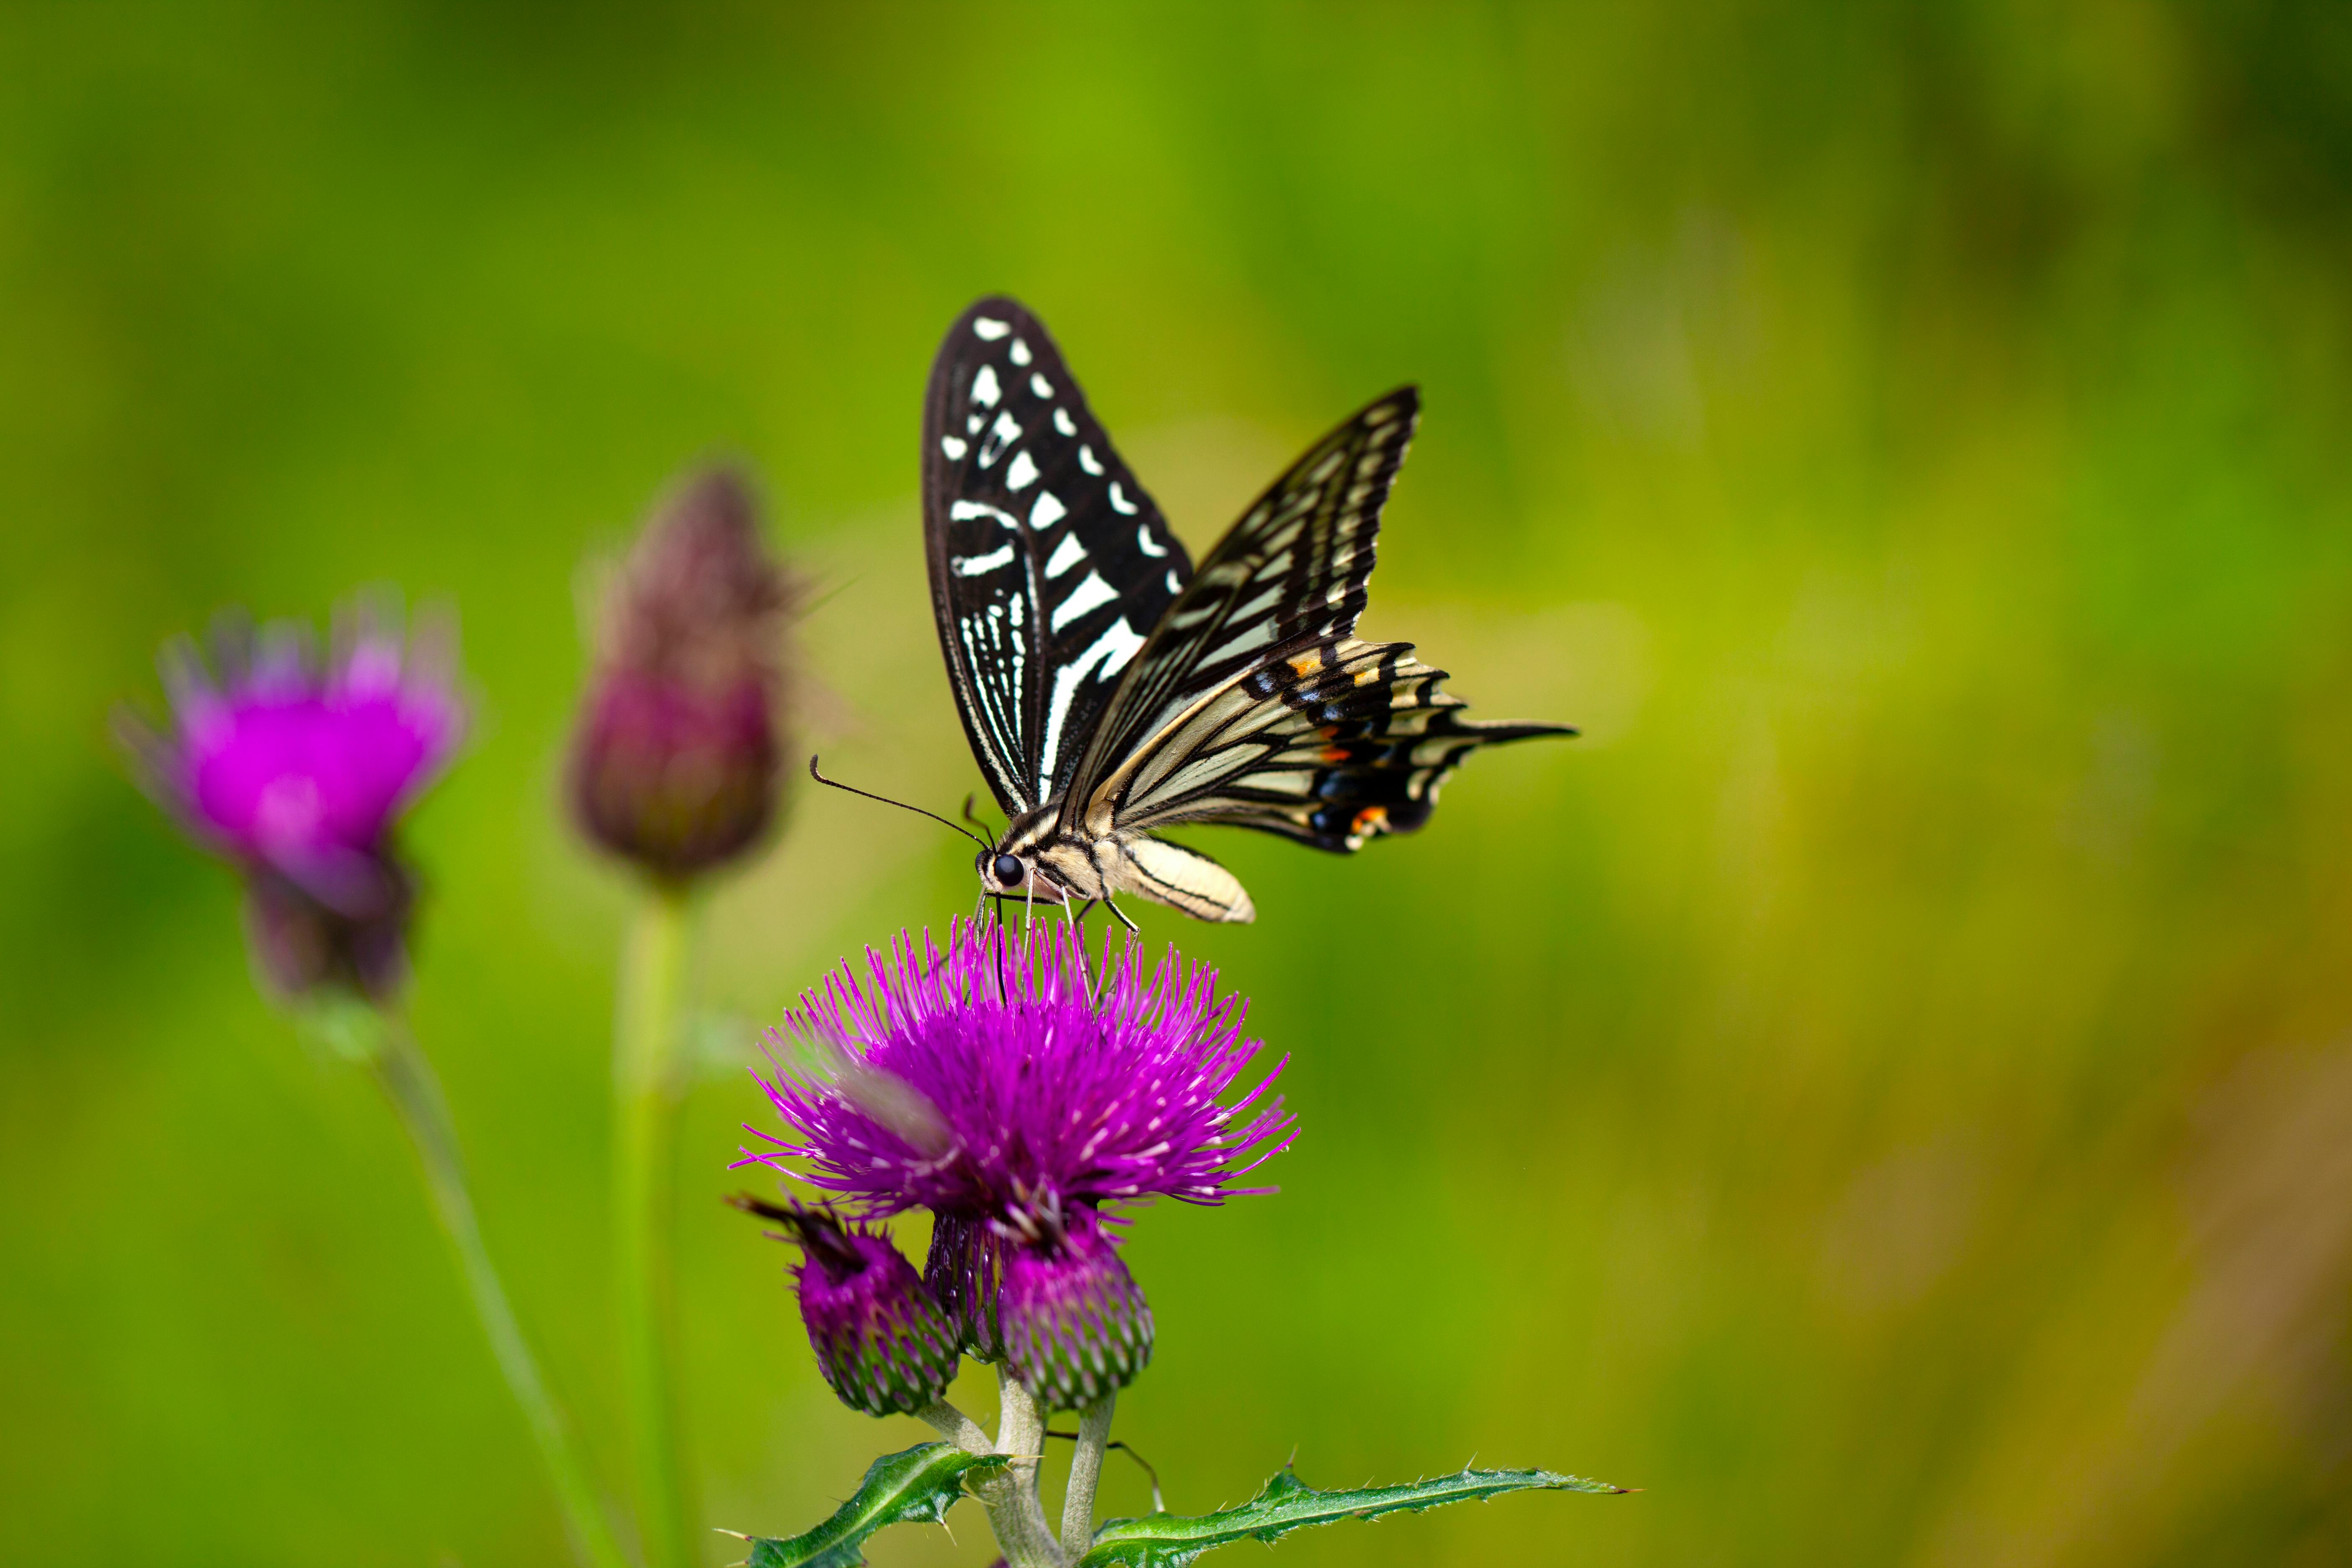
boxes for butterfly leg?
[1063,888,1105,1001]
[985,892,1010,1003]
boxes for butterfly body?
[977,808,1253,924]
[926,297,1571,924]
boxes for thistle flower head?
[743,916,1295,1232]
[731,1194,960,1417]
[570,467,797,882]
[119,596,464,998]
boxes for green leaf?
[743,1442,1007,1568]
[1077,1462,1627,1568]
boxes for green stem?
[918,1399,995,1456]
[978,1367,1068,1568]
[372,1019,632,1568]
[1059,1393,1117,1550]
[615,885,697,1568]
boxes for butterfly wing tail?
[1106,637,1575,854]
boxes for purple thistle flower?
[730,1194,961,1417]
[740,916,1293,1365]
[119,596,465,999]
[743,916,1295,1226]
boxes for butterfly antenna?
[807,756,991,851]
[961,793,999,840]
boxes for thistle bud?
[733,1196,960,1416]
[570,469,796,883]
[923,1211,1010,1361]
[1000,1208,1153,1410]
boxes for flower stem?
[919,1399,995,1456]
[615,883,696,1568]
[371,1018,632,1568]
[977,1367,1068,1568]
[1059,1392,1117,1550]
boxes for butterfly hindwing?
[1101,635,1572,851]
[1062,389,1420,824]
[923,297,1194,815]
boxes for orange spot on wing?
[1350,806,1389,837]
[1321,747,1350,763]
[1288,651,1323,677]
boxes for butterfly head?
[975,819,1099,906]
[977,845,1075,903]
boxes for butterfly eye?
[992,854,1025,886]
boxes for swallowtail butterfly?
[925,296,1572,924]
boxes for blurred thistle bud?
[998,1204,1153,1411]
[117,595,465,1005]
[570,467,798,883]
[923,1211,1011,1362]
[732,1194,961,1417]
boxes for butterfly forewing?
[923,297,1194,815]
[1063,389,1419,826]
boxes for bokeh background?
[7,3,2352,1564]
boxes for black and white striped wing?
[1098,636,1573,851]
[1069,388,1572,851]
[1062,388,1417,825]
[923,297,1194,816]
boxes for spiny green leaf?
[1076,1462,1627,1568]
[743,1442,1006,1568]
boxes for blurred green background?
[7,3,2352,1564]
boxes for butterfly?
[924,296,1573,925]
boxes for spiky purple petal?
[743,916,1295,1228]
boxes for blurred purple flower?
[119,595,464,997]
